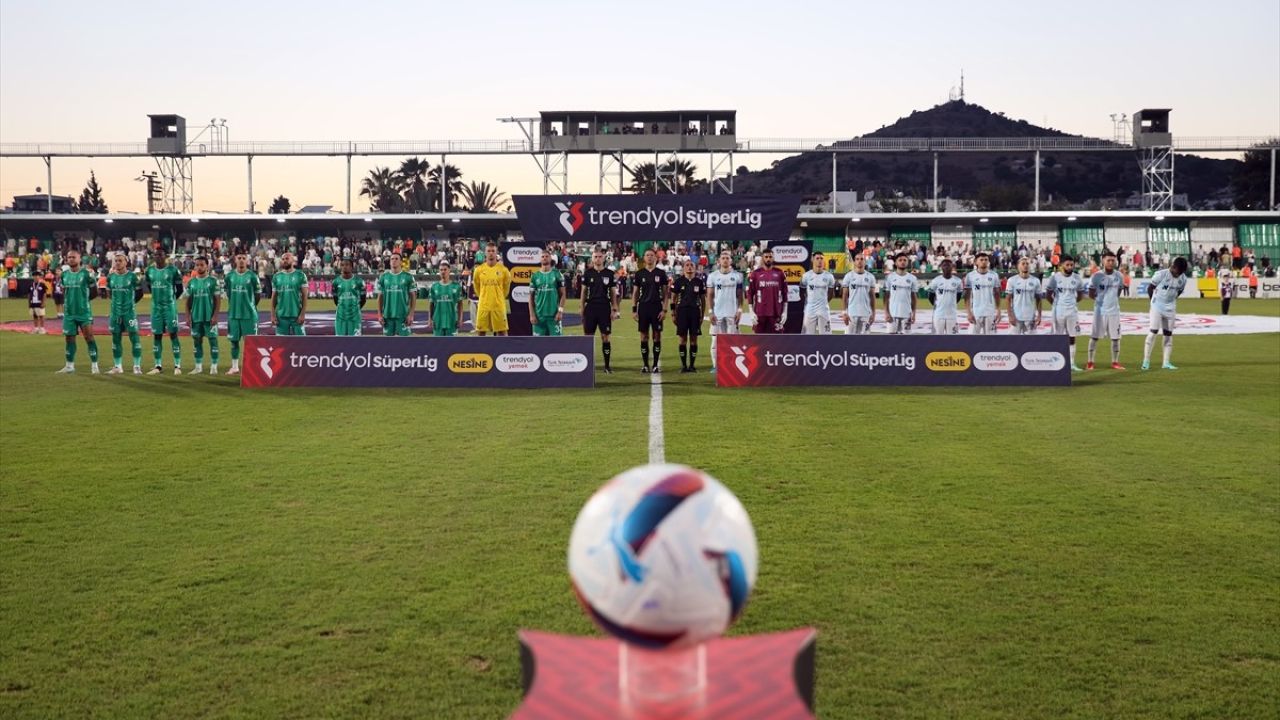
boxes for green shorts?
[191,321,219,339]
[275,319,306,336]
[382,319,411,337]
[227,318,258,341]
[109,314,139,334]
[532,317,562,337]
[335,317,363,336]
[432,325,457,337]
[151,307,178,335]
[62,315,93,336]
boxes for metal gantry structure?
[1,111,1276,214]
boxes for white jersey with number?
[706,269,743,319]
[928,275,964,320]
[801,270,836,317]
[965,270,1000,317]
[1149,269,1187,316]
[1044,271,1084,316]
[841,270,876,319]
[884,272,919,319]
[1006,275,1042,322]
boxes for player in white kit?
[1044,257,1086,371]
[1087,251,1126,371]
[1142,257,1189,371]
[882,253,918,334]
[927,258,963,334]
[840,253,876,334]
[801,252,836,334]
[965,252,1000,334]
[705,250,744,373]
[1005,257,1042,335]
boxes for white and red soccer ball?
[568,463,758,649]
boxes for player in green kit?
[223,252,260,375]
[105,253,143,374]
[145,249,183,374]
[54,249,100,374]
[528,249,565,336]
[186,257,221,375]
[333,258,367,336]
[377,253,416,336]
[271,251,308,335]
[428,261,465,336]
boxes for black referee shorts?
[582,304,612,335]
[675,306,702,336]
[636,304,664,333]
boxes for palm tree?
[359,166,407,212]
[627,162,657,194]
[627,161,700,193]
[661,160,700,193]
[428,163,465,211]
[397,157,433,212]
[459,181,510,213]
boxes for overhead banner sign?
[716,334,1071,387]
[513,194,801,244]
[501,241,546,336]
[241,336,593,388]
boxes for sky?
[1,0,1277,213]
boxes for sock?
[230,338,240,361]
[689,343,697,369]
[1111,339,1121,363]
[129,332,142,365]
[153,334,164,366]
[194,338,204,366]
[602,341,611,369]
[679,343,688,369]
[653,341,662,367]
[86,339,99,363]
[1068,343,1077,366]
[171,333,181,365]
[112,331,123,365]
[1163,336,1173,365]
[66,339,76,363]
[641,340,650,368]
[210,335,220,365]
[1087,338,1098,363]
[1144,333,1156,364]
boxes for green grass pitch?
[1,297,1277,718]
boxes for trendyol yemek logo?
[555,201,586,236]
[258,346,286,379]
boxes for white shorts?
[803,313,831,335]
[1053,312,1079,337]
[30,307,45,318]
[1014,320,1037,335]
[933,316,958,335]
[888,317,912,335]
[709,317,737,335]
[1091,313,1121,340]
[844,315,871,335]
[970,316,997,335]
[1149,310,1176,333]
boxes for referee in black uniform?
[671,259,707,373]
[580,247,620,373]
[630,247,669,374]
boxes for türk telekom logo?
[555,201,585,236]
[730,345,760,379]
[258,346,286,379]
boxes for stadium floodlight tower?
[1133,109,1174,211]
[502,111,737,194]
[146,114,193,213]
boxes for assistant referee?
[580,247,619,373]
[630,248,669,374]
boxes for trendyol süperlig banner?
[512,195,802,243]
[241,336,593,388]
[501,241,545,336]
[715,334,1071,387]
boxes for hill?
[729,101,1239,209]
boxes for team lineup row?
[43,244,1191,376]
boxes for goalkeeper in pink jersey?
[747,248,788,334]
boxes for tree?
[76,171,108,213]
[359,167,408,212]
[397,157,433,212]
[627,162,657,194]
[972,183,1034,212]
[268,195,291,214]
[428,163,464,211]
[627,160,699,194]
[459,181,510,213]
[1232,142,1277,210]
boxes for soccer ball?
[568,463,758,649]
